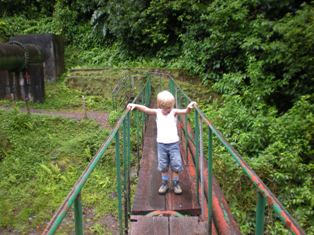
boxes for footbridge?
[41,73,305,235]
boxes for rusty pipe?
[0,42,44,71]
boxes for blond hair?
[157,90,175,109]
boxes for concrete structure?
[11,34,64,82]
[0,34,64,102]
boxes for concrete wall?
[0,70,9,98]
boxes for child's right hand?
[188,101,197,109]
[127,103,136,111]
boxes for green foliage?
[2,16,56,38]
[0,74,111,111]
[0,0,54,17]
[65,43,168,68]
[0,19,9,42]
[193,5,313,232]
[181,0,250,81]
[271,4,314,101]
[65,44,129,67]
[1,9,102,49]
[1,0,313,233]
[108,110,122,126]
[50,1,102,46]
[0,110,114,233]
[52,0,78,43]
[57,0,99,20]
[0,0,98,20]
[91,0,205,55]
[180,1,313,109]
[90,223,107,234]
[34,77,83,109]
[204,94,314,233]
[0,129,10,161]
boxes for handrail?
[171,78,305,235]
[42,70,305,235]
[41,79,151,235]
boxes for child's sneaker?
[173,181,182,195]
[158,181,169,194]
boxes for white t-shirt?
[156,109,179,143]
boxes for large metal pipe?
[0,41,45,102]
[0,42,44,71]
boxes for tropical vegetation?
[0,0,313,234]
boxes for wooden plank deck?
[130,216,209,235]
[132,112,201,215]
[131,113,166,213]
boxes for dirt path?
[0,107,109,128]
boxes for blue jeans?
[157,142,183,173]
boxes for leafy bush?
[1,0,313,233]
[2,16,56,38]
[91,0,205,55]
[108,110,122,126]
[204,94,314,233]
[0,0,54,17]
[2,11,101,48]
[179,1,313,104]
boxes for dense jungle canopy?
[0,0,313,234]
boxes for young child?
[127,90,197,195]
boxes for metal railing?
[169,78,306,235]
[42,71,305,235]
[42,78,151,235]
[111,71,168,110]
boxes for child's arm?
[174,101,197,115]
[127,103,157,115]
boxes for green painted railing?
[42,71,305,235]
[42,79,151,235]
[169,77,305,235]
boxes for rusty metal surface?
[181,143,219,235]
[169,217,208,235]
[0,44,24,70]
[130,216,168,235]
[184,120,241,235]
[130,216,211,235]
[0,43,43,70]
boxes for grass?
[0,65,213,234]
[0,75,109,111]
[0,109,120,233]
